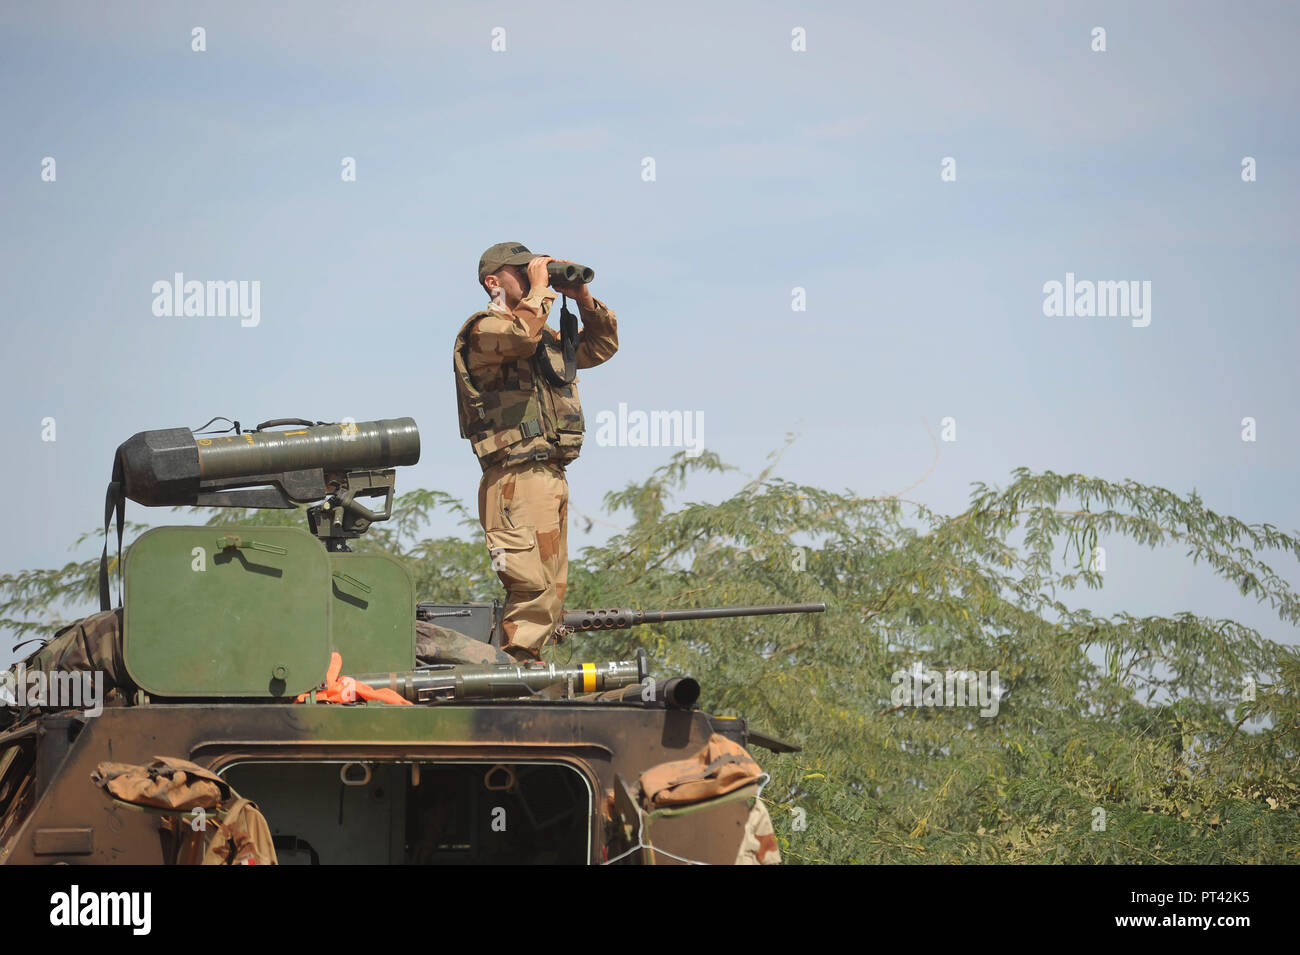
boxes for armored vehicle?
[0,417,822,865]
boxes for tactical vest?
[453,311,585,470]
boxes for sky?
[2,0,1298,668]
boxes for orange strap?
[295,652,412,706]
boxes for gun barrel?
[563,602,826,632]
[615,675,701,709]
[356,656,648,703]
[116,417,420,506]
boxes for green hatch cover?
[123,526,332,697]
[328,552,415,674]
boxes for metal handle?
[216,535,288,556]
[332,572,372,594]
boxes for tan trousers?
[477,460,569,658]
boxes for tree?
[3,453,1297,863]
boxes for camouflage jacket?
[454,286,618,470]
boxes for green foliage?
[3,454,1297,863]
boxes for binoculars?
[547,261,595,285]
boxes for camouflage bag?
[638,733,765,810]
[93,756,229,811]
[735,798,782,865]
[168,796,276,866]
[92,756,277,865]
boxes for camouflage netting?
[13,610,131,687]
[1,610,134,726]
[415,619,509,665]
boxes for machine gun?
[417,600,826,653]
[561,602,826,632]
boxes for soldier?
[453,243,619,662]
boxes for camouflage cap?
[478,242,543,284]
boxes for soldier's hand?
[526,256,553,294]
